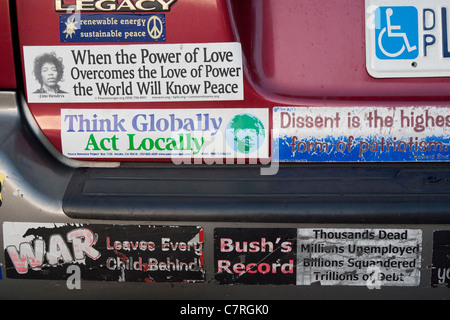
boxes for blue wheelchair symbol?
[375,6,419,60]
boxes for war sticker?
[3,222,205,283]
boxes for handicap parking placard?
[375,7,419,60]
[366,0,450,78]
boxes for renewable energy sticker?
[60,14,166,43]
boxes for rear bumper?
[1,91,449,299]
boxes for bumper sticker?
[273,106,450,162]
[3,222,204,283]
[214,228,422,287]
[431,230,450,287]
[214,228,297,285]
[296,228,422,287]
[59,14,166,43]
[23,43,244,103]
[60,108,269,160]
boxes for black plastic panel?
[63,164,450,223]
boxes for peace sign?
[147,16,164,40]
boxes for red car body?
[0,0,449,300]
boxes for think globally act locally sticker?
[60,108,269,160]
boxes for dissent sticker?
[273,106,450,162]
[23,43,243,103]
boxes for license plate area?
[366,0,450,78]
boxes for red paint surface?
[228,0,450,103]
[0,0,17,89]
[15,0,450,161]
[16,0,270,160]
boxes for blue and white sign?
[273,106,450,163]
[59,14,166,43]
[375,7,419,60]
[366,0,450,77]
